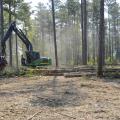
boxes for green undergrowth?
[0,67,41,78]
[104,72,120,78]
[0,66,120,79]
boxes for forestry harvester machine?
[0,21,51,70]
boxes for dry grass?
[0,76,120,120]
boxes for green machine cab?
[23,51,52,67]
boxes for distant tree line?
[0,0,120,76]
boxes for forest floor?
[0,76,120,120]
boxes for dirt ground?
[0,76,120,120]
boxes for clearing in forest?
[0,76,120,120]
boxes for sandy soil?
[0,76,120,120]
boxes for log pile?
[64,72,96,78]
[23,66,120,78]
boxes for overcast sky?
[25,0,57,9]
[25,0,49,7]
[25,0,66,9]
[25,0,120,10]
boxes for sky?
[24,0,50,18]
[25,0,49,7]
[25,0,65,17]
[25,0,57,8]
[25,0,65,9]
[25,0,120,18]
[25,0,120,8]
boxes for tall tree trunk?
[97,0,105,77]
[51,0,58,67]
[92,23,96,64]
[108,18,112,62]
[9,1,12,66]
[95,24,99,60]
[41,28,45,55]
[113,19,118,62]
[13,0,19,69]
[15,34,19,68]
[111,36,114,60]
[0,0,4,55]
[81,0,87,65]
[116,19,120,61]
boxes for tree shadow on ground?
[30,76,88,108]
[102,77,120,84]
[0,91,16,97]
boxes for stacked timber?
[22,66,120,77]
[64,72,96,78]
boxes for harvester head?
[0,56,7,71]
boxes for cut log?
[22,66,120,77]
[44,72,63,76]
[64,72,96,78]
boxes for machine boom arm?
[1,21,33,55]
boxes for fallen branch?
[56,112,76,119]
[27,111,42,120]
